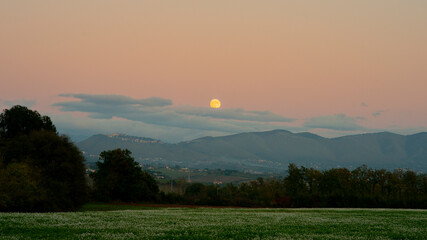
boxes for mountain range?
[77,130,427,173]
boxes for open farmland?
[1,207,426,239]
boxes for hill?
[77,130,427,172]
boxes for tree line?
[0,105,426,212]
[169,164,426,208]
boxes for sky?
[1,1,427,142]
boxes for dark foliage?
[0,106,87,212]
[91,149,159,202]
[0,105,56,139]
[169,164,427,209]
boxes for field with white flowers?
[1,207,426,239]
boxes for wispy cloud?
[303,114,365,131]
[174,105,293,122]
[58,94,172,107]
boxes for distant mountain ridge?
[77,130,427,172]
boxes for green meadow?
[1,205,426,239]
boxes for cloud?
[174,105,293,122]
[372,110,385,117]
[0,99,36,108]
[303,114,365,131]
[361,102,368,107]
[58,93,172,107]
[53,93,295,139]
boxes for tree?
[0,106,87,212]
[284,164,306,196]
[185,183,206,204]
[0,162,46,211]
[0,105,56,139]
[92,149,159,202]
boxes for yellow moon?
[210,99,221,108]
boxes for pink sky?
[1,1,426,141]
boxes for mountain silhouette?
[77,130,427,172]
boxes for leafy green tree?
[303,167,322,195]
[319,168,352,207]
[402,170,418,201]
[185,183,205,197]
[184,183,206,204]
[92,149,159,202]
[284,164,306,196]
[351,165,370,200]
[0,106,87,212]
[0,163,46,211]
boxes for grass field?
[1,205,426,239]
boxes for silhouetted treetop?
[0,105,56,139]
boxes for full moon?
[210,99,221,108]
